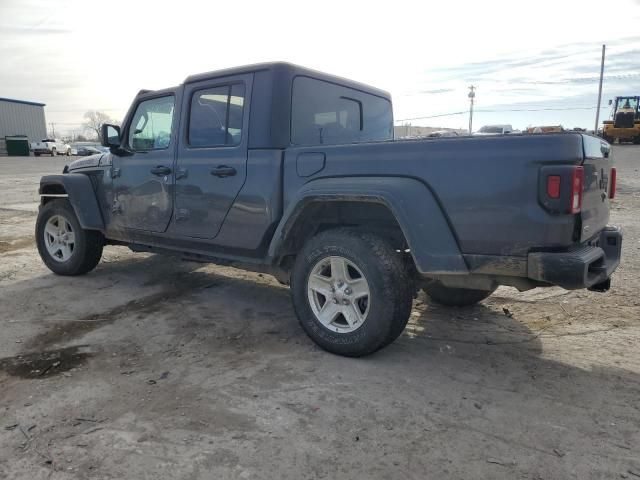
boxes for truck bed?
[283,132,612,258]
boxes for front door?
[112,93,178,233]
[173,74,252,239]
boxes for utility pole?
[49,122,56,138]
[594,44,606,133]
[468,85,476,135]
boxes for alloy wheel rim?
[44,215,75,262]
[307,255,370,333]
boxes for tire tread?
[291,228,414,356]
[36,199,103,276]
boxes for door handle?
[150,165,172,176]
[211,165,237,177]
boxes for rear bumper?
[32,148,52,154]
[527,226,622,290]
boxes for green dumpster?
[6,136,30,156]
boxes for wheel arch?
[39,174,104,230]
[268,176,468,277]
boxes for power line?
[479,106,606,113]
[396,111,468,122]
[395,105,609,123]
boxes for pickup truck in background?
[35,62,622,357]
[31,138,72,156]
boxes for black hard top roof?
[183,62,391,99]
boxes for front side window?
[291,76,393,146]
[128,96,175,151]
[188,83,245,147]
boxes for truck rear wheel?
[423,282,495,307]
[291,228,413,357]
[36,199,103,276]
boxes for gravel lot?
[0,146,639,479]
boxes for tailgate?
[580,135,614,242]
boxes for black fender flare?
[268,176,468,275]
[39,174,105,231]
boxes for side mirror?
[101,124,121,148]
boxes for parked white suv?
[30,138,72,156]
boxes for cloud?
[1,0,639,133]
[0,25,71,34]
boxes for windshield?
[616,97,638,111]
[479,126,503,134]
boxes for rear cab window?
[291,76,393,146]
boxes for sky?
[1,0,639,136]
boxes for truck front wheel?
[291,228,414,357]
[36,199,103,276]
[423,282,496,307]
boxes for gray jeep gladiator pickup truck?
[36,62,622,357]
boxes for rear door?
[174,74,252,239]
[580,135,614,241]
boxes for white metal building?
[0,97,47,155]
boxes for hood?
[67,154,105,171]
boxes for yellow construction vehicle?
[602,96,640,144]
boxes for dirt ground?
[0,147,639,479]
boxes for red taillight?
[569,166,584,214]
[547,175,561,199]
[609,167,616,199]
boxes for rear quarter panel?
[283,133,585,257]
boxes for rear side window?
[291,76,393,146]
[188,84,245,147]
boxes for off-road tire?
[291,228,414,357]
[36,199,104,276]
[50,148,56,157]
[66,148,71,156]
[423,282,496,307]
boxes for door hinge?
[110,167,121,178]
